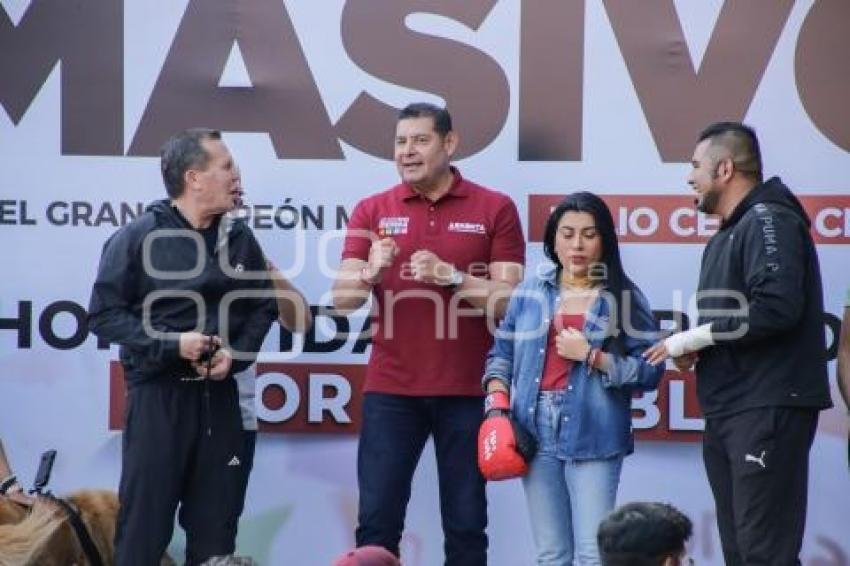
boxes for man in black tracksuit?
[645,122,832,565]
[88,128,277,565]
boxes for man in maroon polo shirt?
[332,103,525,565]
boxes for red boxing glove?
[478,391,536,481]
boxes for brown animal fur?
[0,500,62,566]
[0,490,174,566]
[0,497,29,527]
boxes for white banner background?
[1,1,849,564]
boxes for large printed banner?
[2,1,849,564]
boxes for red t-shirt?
[540,313,585,391]
[341,168,525,396]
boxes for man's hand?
[672,352,698,372]
[179,332,221,361]
[191,348,233,380]
[363,238,399,284]
[555,327,590,361]
[410,250,455,286]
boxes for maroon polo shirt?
[341,168,525,396]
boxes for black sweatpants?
[702,406,818,566]
[231,430,257,524]
[114,377,247,566]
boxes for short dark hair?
[698,121,763,182]
[598,502,693,566]
[160,128,222,198]
[398,103,453,137]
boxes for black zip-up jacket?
[88,200,278,387]
[694,177,832,417]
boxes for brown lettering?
[0,0,122,155]
[519,0,584,161]
[603,0,793,161]
[336,0,509,160]
[129,0,341,158]
[795,0,850,152]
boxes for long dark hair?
[542,191,638,348]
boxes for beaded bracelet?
[584,346,595,367]
[584,347,602,369]
[592,348,603,369]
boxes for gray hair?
[160,128,222,198]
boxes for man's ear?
[719,157,735,182]
[183,168,201,193]
[443,131,459,158]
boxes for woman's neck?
[560,271,596,290]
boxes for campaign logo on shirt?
[378,216,409,236]
[447,221,486,235]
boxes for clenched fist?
[410,250,455,286]
[555,327,590,362]
[362,238,400,285]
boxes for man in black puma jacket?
[645,122,831,565]
[88,128,277,565]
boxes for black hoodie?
[694,177,832,417]
[88,199,278,386]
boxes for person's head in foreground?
[597,502,693,566]
[332,545,401,566]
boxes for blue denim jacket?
[484,267,663,460]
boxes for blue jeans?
[356,393,487,566]
[522,391,622,566]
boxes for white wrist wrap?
[664,323,715,357]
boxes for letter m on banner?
[0,0,123,155]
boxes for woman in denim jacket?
[483,192,663,565]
